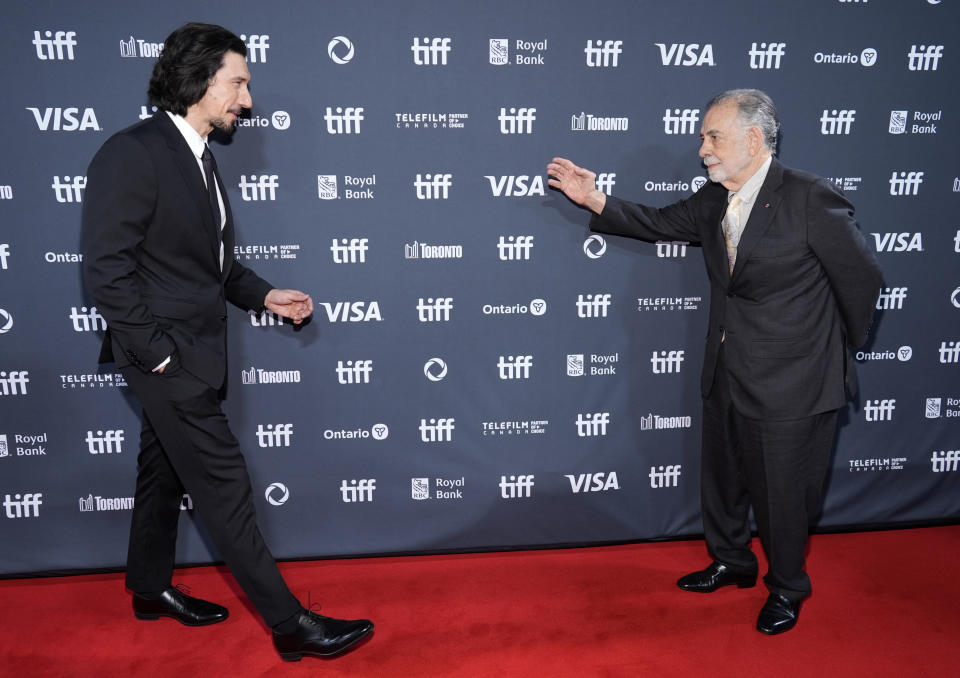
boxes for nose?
[239,86,252,109]
[698,138,709,158]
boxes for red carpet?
[1,526,958,677]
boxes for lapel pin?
[764,202,770,208]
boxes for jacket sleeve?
[806,178,884,348]
[224,259,274,312]
[589,194,704,245]
[81,133,175,371]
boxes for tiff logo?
[576,412,610,437]
[337,360,373,384]
[889,171,923,196]
[596,173,616,194]
[663,108,700,134]
[939,341,960,364]
[420,418,455,442]
[341,479,376,502]
[414,173,452,200]
[331,238,368,263]
[864,399,896,422]
[649,465,682,488]
[411,37,451,65]
[500,474,534,498]
[52,176,86,203]
[239,175,278,201]
[249,310,285,326]
[651,350,685,374]
[748,42,786,69]
[241,34,270,63]
[907,44,944,71]
[657,241,688,257]
[3,493,42,518]
[69,306,106,332]
[499,107,536,134]
[931,450,960,473]
[0,371,30,396]
[876,287,907,310]
[498,355,533,380]
[86,429,124,454]
[577,293,612,318]
[498,235,534,260]
[0,243,9,269]
[33,30,77,60]
[585,40,622,67]
[417,297,453,322]
[256,423,294,447]
[821,109,856,135]
[325,106,364,134]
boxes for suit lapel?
[697,184,731,284]
[154,113,222,270]
[730,158,784,282]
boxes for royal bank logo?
[889,110,941,135]
[490,38,547,65]
[328,36,354,64]
[119,36,163,58]
[0,371,30,396]
[565,472,620,493]
[871,233,922,252]
[655,42,714,66]
[640,413,693,430]
[240,34,270,63]
[925,396,960,418]
[482,420,548,436]
[27,107,100,132]
[411,477,465,500]
[324,106,364,134]
[663,108,700,134]
[33,30,77,60]
[566,353,619,376]
[0,435,7,458]
[482,300,546,316]
[925,398,942,419]
[585,40,622,67]
[256,423,293,448]
[638,296,702,311]
[820,109,855,135]
[649,465,682,488]
[576,293,612,318]
[498,107,536,134]
[0,309,12,334]
[405,242,463,260]
[234,243,300,262]
[748,42,785,69]
[241,367,301,385]
[567,354,585,376]
[264,482,289,506]
[69,306,106,332]
[571,112,629,132]
[1,433,47,458]
[864,399,896,422]
[52,176,86,203]
[931,450,960,473]
[414,173,453,200]
[907,44,944,71]
[813,48,877,66]
[331,238,368,263]
[420,418,455,442]
[317,175,338,199]
[395,112,468,130]
[876,287,907,310]
[651,350,685,374]
[490,39,509,65]
[411,37,451,65]
[424,358,448,381]
[584,235,607,259]
[849,457,906,472]
[78,494,133,512]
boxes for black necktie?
[201,146,222,229]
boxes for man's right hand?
[546,157,607,214]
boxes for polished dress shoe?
[132,586,229,626]
[756,593,800,635]
[273,610,374,661]
[677,561,757,592]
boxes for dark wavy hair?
[148,23,246,116]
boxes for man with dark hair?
[82,22,373,660]
[548,89,882,634]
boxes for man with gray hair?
[547,89,882,634]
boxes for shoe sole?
[678,579,757,592]
[134,611,229,626]
[278,627,374,662]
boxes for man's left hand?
[264,289,314,324]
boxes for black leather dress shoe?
[273,610,374,661]
[756,593,800,635]
[677,561,757,592]
[132,587,229,626]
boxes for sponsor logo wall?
[0,0,957,575]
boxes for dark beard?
[211,116,237,135]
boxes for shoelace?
[174,583,192,596]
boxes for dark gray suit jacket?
[81,112,273,389]
[591,158,883,421]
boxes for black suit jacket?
[590,158,883,421]
[81,112,273,389]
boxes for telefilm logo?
[27,107,100,132]
[405,241,463,260]
[241,367,301,385]
[889,110,941,135]
[820,109,855,135]
[119,36,163,58]
[317,174,376,200]
[482,420,548,436]
[395,112,468,130]
[489,38,548,66]
[79,494,134,512]
[855,346,913,362]
[86,430,124,454]
[500,474,534,498]
[813,48,877,66]
[33,30,77,60]
[566,353,619,376]
[565,472,620,493]
[4,493,42,518]
[640,413,693,430]
[571,112,629,132]
[482,299,546,317]
[907,44,944,71]
[585,40,622,67]
[239,175,278,201]
[0,370,30,396]
[411,477,465,501]
[848,457,906,472]
[650,465,682,488]
[871,233,922,253]
[52,176,86,203]
[925,397,960,419]
[655,43,714,66]
[748,42,786,69]
[638,296,701,312]
[827,177,862,192]
[931,451,960,473]
[324,424,389,441]
[0,433,47,458]
[235,243,300,261]
[411,37,451,65]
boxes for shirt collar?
[730,155,772,204]
[165,111,207,159]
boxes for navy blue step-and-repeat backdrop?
[1,0,958,576]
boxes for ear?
[747,126,763,156]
